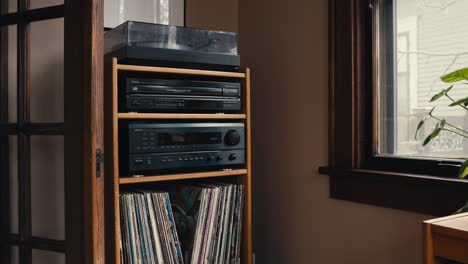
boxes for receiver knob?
[228,153,237,161]
[224,130,240,146]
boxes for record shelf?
[104,57,252,264]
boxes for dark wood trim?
[329,168,468,216]
[0,123,65,135]
[0,4,64,26]
[0,1,11,262]
[30,237,66,253]
[64,0,105,262]
[17,0,32,262]
[3,234,66,253]
[328,0,468,216]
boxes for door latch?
[96,148,104,178]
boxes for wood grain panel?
[241,68,252,264]
[119,169,248,184]
[64,0,105,262]
[117,63,246,78]
[118,113,246,120]
[433,234,468,264]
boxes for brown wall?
[238,0,432,263]
[185,0,238,32]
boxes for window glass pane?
[30,18,64,123]
[31,136,64,240]
[377,0,468,159]
[32,249,65,264]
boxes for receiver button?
[228,153,237,161]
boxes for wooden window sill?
[319,166,468,216]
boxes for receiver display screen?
[158,132,222,145]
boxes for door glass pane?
[31,136,64,240]
[30,18,64,122]
[377,0,468,159]
[0,245,19,264]
[7,135,18,234]
[30,18,64,123]
[10,246,18,264]
[32,249,65,264]
[4,24,17,123]
[30,0,63,9]
[3,0,17,14]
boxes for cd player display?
[121,122,245,175]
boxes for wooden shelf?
[116,64,246,78]
[105,58,252,264]
[118,113,247,120]
[119,169,248,185]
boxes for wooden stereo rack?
[104,57,252,264]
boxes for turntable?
[105,21,240,70]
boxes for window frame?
[327,0,468,216]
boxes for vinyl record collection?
[119,183,245,264]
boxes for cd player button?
[134,159,143,165]
[216,155,223,161]
[208,156,215,161]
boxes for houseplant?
[416,67,468,214]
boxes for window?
[327,0,468,216]
[377,0,468,159]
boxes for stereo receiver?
[121,78,241,113]
[120,122,245,175]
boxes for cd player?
[121,78,242,113]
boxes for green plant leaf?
[459,160,468,179]
[431,86,454,102]
[441,68,468,83]
[423,134,432,146]
[440,119,446,128]
[432,126,442,138]
[430,91,444,102]
[445,85,454,93]
[449,97,468,107]
[415,120,425,140]
[429,106,436,116]
[454,201,468,215]
[423,123,442,146]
